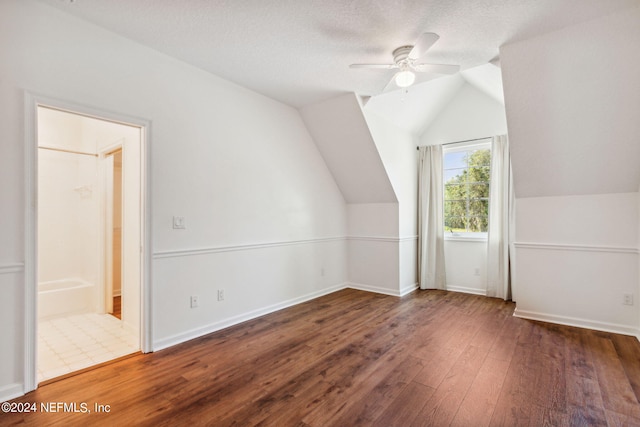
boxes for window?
[443,142,491,237]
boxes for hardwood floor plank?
[412,346,464,389]
[612,333,640,402]
[488,315,523,362]
[411,345,488,426]
[450,356,510,427]
[605,409,640,427]
[587,333,640,419]
[566,374,605,412]
[469,320,504,352]
[112,295,121,319]
[227,300,415,426]
[489,344,540,426]
[567,404,608,427]
[563,325,598,380]
[6,288,640,426]
[541,409,569,426]
[327,355,426,425]
[531,352,566,413]
[300,344,410,426]
[372,382,435,427]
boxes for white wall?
[514,194,639,334]
[37,108,100,315]
[420,82,507,147]
[363,110,418,238]
[88,117,143,337]
[346,203,401,295]
[0,0,347,400]
[299,93,396,204]
[362,109,419,295]
[37,150,98,286]
[113,155,122,297]
[444,240,487,295]
[301,94,406,295]
[501,6,640,198]
[119,128,141,336]
[501,6,640,335]
[420,82,508,295]
[515,194,638,247]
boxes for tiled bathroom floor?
[38,313,139,382]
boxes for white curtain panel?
[486,134,514,300]
[417,145,446,290]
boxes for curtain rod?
[416,136,492,150]
[39,146,98,157]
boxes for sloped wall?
[420,83,507,146]
[501,6,640,334]
[301,94,407,295]
[299,93,396,204]
[361,110,419,295]
[502,8,640,198]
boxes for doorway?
[105,149,123,319]
[34,105,144,383]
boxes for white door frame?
[24,93,153,393]
[101,146,119,315]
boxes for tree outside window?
[443,146,491,234]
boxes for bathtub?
[38,279,96,320]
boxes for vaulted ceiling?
[38,0,639,108]
[35,0,640,200]
[365,63,504,135]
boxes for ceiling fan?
[350,33,460,92]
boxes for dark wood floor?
[5,289,640,426]
[112,295,121,320]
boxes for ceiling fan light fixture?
[395,70,416,88]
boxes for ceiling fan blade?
[408,32,440,60]
[413,63,460,74]
[350,63,397,69]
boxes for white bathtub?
[38,279,96,320]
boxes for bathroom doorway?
[103,148,123,319]
[35,105,143,382]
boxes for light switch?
[173,216,186,229]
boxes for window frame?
[442,141,491,241]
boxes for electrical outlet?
[173,216,186,229]
[623,293,634,306]
[321,267,325,277]
[217,289,225,301]
[190,295,199,308]
[474,268,480,276]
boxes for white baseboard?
[343,282,417,297]
[0,383,24,402]
[153,283,348,351]
[155,281,421,351]
[399,283,419,297]
[514,308,640,338]
[347,282,406,297]
[446,285,487,296]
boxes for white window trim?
[445,232,488,242]
[442,140,491,153]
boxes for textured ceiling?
[365,63,504,135]
[39,0,639,107]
